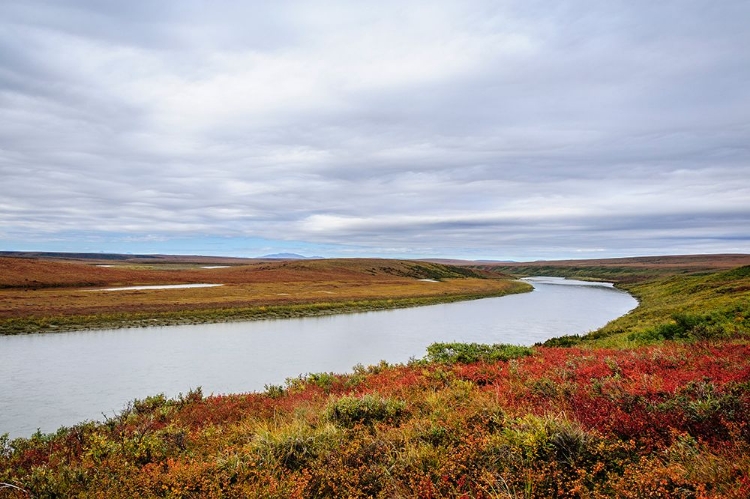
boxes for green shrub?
[425,342,533,364]
[307,372,337,392]
[632,313,727,342]
[285,372,339,393]
[252,421,341,470]
[178,386,203,405]
[264,384,286,398]
[486,414,594,469]
[541,334,583,347]
[325,394,408,428]
[130,394,170,415]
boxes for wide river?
[0,277,637,438]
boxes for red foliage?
[3,339,750,497]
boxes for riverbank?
[0,257,530,335]
[535,265,750,349]
[0,285,532,335]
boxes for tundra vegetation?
[0,257,528,335]
[1,254,749,498]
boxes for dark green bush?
[633,313,727,342]
[541,334,583,347]
[264,384,286,398]
[325,395,407,428]
[131,394,170,415]
[425,342,532,364]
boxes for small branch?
[0,482,32,496]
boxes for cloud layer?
[1,1,749,259]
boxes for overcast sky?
[1,1,748,260]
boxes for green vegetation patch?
[424,342,533,364]
[252,421,343,471]
[0,282,531,335]
[325,394,408,428]
[368,262,487,280]
[539,265,750,348]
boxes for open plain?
[0,256,528,335]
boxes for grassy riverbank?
[0,288,531,335]
[1,256,749,497]
[474,255,750,350]
[0,257,529,335]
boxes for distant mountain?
[260,253,324,260]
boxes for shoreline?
[0,281,533,336]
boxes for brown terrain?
[462,253,750,283]
[429,253,750,270]
[0,255,523,334]
[483,253,750,269]
[3,252,747,334]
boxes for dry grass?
[0,257,527,334]
[471,254,750,286]
[476,254,750,270]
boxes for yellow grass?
[0,257,528,334]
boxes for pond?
[0,277,637,438]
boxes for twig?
[0,482,32,496]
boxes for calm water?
[0,277,636,438]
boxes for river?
[0,277,636,438]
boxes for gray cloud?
[1,0,748,259]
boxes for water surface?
[95,283,222,291]
[0,277,636,438]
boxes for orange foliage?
[3,339,750,497]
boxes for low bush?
[425,342,532,364]
[325,394,408,428]
[252,421,341,471]
[632,313,728,342]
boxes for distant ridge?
[0,251,259,265]
[422,258,517,265]
[260,253,324,260]
[0,251,154,261]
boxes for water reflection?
[522,276,618,289]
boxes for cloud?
[0,0,748,259]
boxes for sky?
[1,1,749,261]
